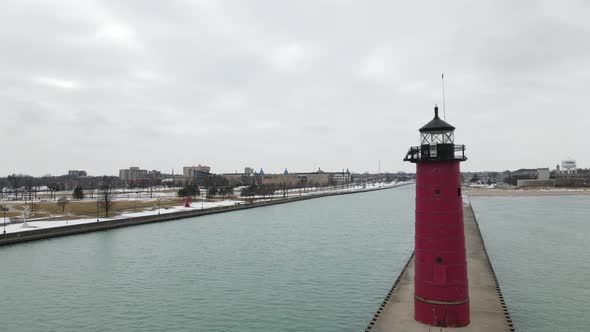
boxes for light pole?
[96,199,99,222]
[3,208,6,234]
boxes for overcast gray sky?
[1,0,589,176]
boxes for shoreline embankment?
[466,188,590,196]
[0,183,412,247]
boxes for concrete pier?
[367,204,515,331]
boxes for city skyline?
[1,1,588,176]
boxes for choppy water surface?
[470,195,590,332]
[0,186,414,332]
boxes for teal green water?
[470,195,590,332]
[0,186,414,332]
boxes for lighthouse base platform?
[367,204,515,332]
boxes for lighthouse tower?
[404,105,469,327]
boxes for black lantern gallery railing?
[404,144,467,163]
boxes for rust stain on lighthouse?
[404,105,470,327]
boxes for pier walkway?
[367,205,514,331]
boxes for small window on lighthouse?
[444,132,454,144]
[421,131,454,144]
[421,133,429,145]
[432,133,442,143]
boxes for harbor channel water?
[0,186,414,332]
[470,195,590,332]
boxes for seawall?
[0,183,411,247]
[365,203,515,331]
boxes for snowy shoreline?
[1,182,412,238]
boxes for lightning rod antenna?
[441,73,446,120]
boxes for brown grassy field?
[1,186,246,222]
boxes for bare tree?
[47,182,60,200]
[24,177,33,202]
[87,181,95,199]
[57,197,69,214]
[8,175,21,200]
[98,180,114,217]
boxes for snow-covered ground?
[3,217,116,234]
[2,199,239,234]
[2,182,410,235]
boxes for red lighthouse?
[404,105,469,327]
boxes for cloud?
[134,69,160,81]
[1,0,589,176]
[269,42,314,72]
[96,22,135,44]
[33,76,79,90]
[358,47,394,81]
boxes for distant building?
[119,167,148,181]
[517,168,554,187]
[177,165,212,186]
[509,169,537,185]
[148,170,162,179]
[183,165,211,177]
[293,173,327,187]
[552,159,588,186]
[537,168,550,180]
[173,165,213,186]
[553,160,583,180]
[68,170,87,177]
[193,170,213,186]
[553,159,579,178]
[294,168,351,186]
[220,172,257,186]
[260,174,300,186]
[219,167,262,186]
[219,168,355,188]
[331,170,352,184]
[561,159,577,174]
